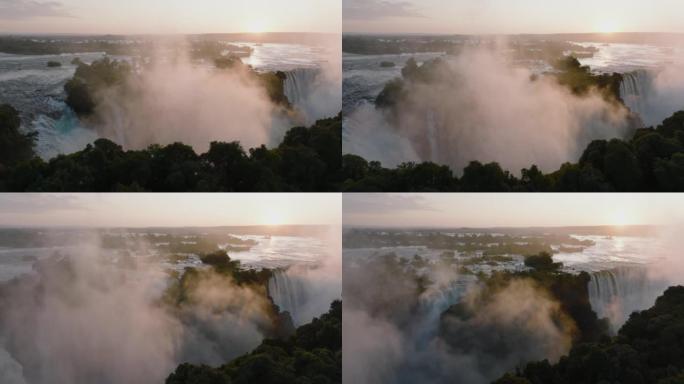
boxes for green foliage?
[0,104,36,168]
[494,286,684,384]
[524,252,562,272]
[0,115,341,192]
[0,36,136,55]
[552,56,624,101]
[64,57,131,116]
[375,78,406,110]
[47,61,62,67]
[257,71,290,108]
[166,301,342,384]
[493,373,533,384]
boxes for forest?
[0,104,341,191]
[494,285,684,384]
[166,300,342,384]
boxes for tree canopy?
[493,286,684,384]
[166,300,342,384]
[0,114,341,192]
[0,104,37,168]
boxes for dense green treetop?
[166,300,342,384]
[0,113,341,192]
[0,104,37,168]
[493,286,684,384]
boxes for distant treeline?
[0,36,135,55]
[166,300,342,384]
[343,35,597,60]
[0,36,251,61]
[494,285,684,384]
[0,103,341,191]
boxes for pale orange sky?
[0,194,341,227]
[344,194,684,228]
[0,0,341,34]
[344,0,684,34]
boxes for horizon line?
[342,31,684,37]
[0,31,338,37]
[343,224,661,230]
[0,224,332,230]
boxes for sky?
[0,194,341,228]
[0,0,341,34]
[344,194,684,228]
[343,0,684,34]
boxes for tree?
[166,301,342,384]
[495,286,684,384]
[524,252,562,272]
[0,104,36,166]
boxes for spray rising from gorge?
[342,35,684,175]
[0,224,341,384]
[0,34,341,158]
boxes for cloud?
[0,0,71,20]
[0,194,88,215]
[344,194,437,217]
[344,0,424,21]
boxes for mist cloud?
[343,253,577,384]
[0,234,311,383]
[92,58,282,152]
[344,48,633,173]
[0,0,71,20]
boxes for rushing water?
[575,42,684,126]
[268,270,309,324]
[342,52,444,116]
[0,52,105,158]
[226,235,327,269]
[240,43,329,72]
[587,267,669,332]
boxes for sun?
[608,210,637,227]
[246,19,268,34]
[262,210,286,226]
[596,20,620,34]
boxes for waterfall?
[414,275,475,346]
[31,104,99,159]
[620,70,653,124]
[283,68,339,125]
[284,68,320,110]
[268,269,309,326]
[588,267,668,332]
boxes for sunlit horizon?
[0,0,341,35]
[344,194,684,228]
[343,0,684,35]
[0,194,341,228]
